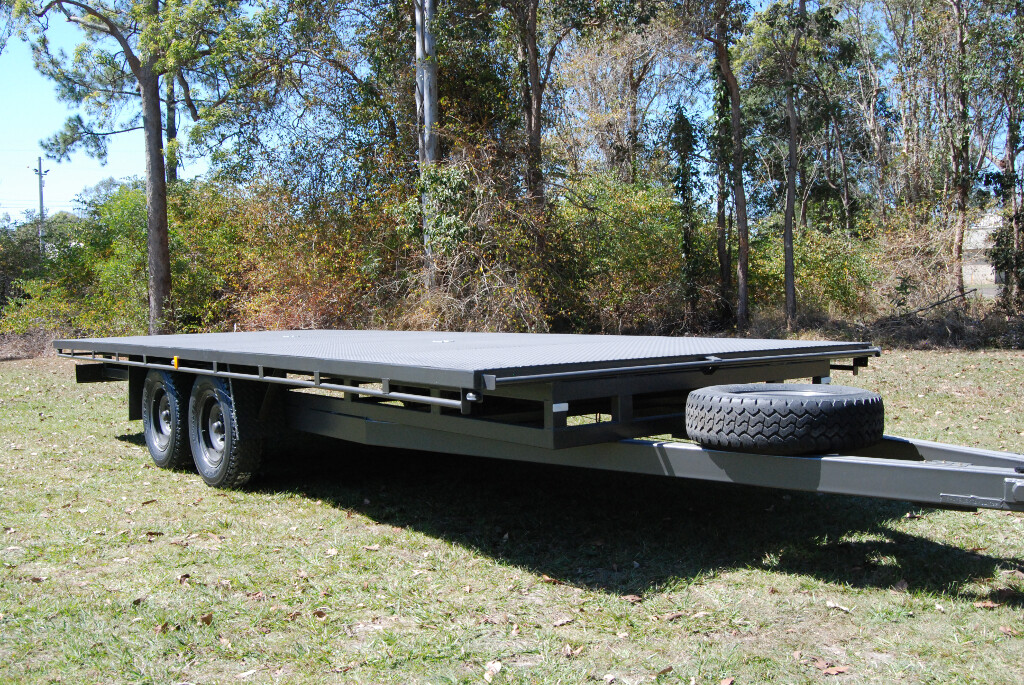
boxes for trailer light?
[173,356,179,369]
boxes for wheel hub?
[198,395,227,468]
[152,391,172,450]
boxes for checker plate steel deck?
[55,330,875,389]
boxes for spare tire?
[685,383,884,455]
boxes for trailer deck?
[55,330,875,388]
[56,330,877,449]
[55,330,1024,512]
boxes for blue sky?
[0,21,204,221]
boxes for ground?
[0,350,1022,684]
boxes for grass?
[1,350,1023,684]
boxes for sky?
[0,21,205,221]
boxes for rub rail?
[489,348,881,386]
[56,350,467,411]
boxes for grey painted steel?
[286,396,1024,511]
[53,329,1024,511]
[54,330,878,391]
[57,355,467,411]
[489,350,876,386]
[850,436,1024,470]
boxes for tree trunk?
[714,25,750,332]
[716,171,732,315]
[624,62,642,184]
[949,0,969,298]
[713,71,732,320]
[783,76,798,329]
[140,68,171,335]
[782,0,805,330]
[417,0,439,166]
[521,1,545,206]
[1008,103,1022,306]
[165,75,178,183]
[415,0,438,288]
[833,120,853,234]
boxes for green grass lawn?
[1,350,1023,684]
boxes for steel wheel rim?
[198,393,227,469]
[150,388,172,451]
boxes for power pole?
[32,157,49,254]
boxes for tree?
[742,1,858,325]
[708,68,734,319]
[743,0,807,328]
[982,0,1023,307]
[555,14,699,183]
[1,1,15,57]
[21,0,289,333]
[500,0,622,206]
[415,0,438,287]
[667,106,704,320]
[685,0,752,331]
[779,1,805,328]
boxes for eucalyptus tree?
[938,0,981,297]
[981,0,1023,307]
[498,0,645,206]
[741,2,862,325]
[554,14,700,183]
[681,0,752,331]
[707,69,734,316]
[19,0,293,333]
[879,0,1001,297]
[414,0,438,286]
[840,0,894,224]
[742,0,809,327]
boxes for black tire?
[141,369,192,469]
[685,383,884,455]
[188,376,264,488]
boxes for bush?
[749,224,874,317]
[1,181,243,337]
[554,172,719,334]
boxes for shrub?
[554,172,719,334]
[749,224,874,317]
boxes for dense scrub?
[2,1,1020,343]
[2,174,897,340]
[5,174,1007,348]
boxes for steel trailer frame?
[54,330,1024,512]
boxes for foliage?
[0,220,45,312]
[861,202,964,313]
[749,221,874,316]
[1,182,241,337]
[556,172,718,334]
[4,0,1023,337]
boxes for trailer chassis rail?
[288,393,1024,512]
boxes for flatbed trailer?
[55,330,1024,512]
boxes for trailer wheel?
[141,370,192,469]
[188,377,264,488]
[685,383,884,455]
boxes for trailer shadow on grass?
[232,437,1024,604]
